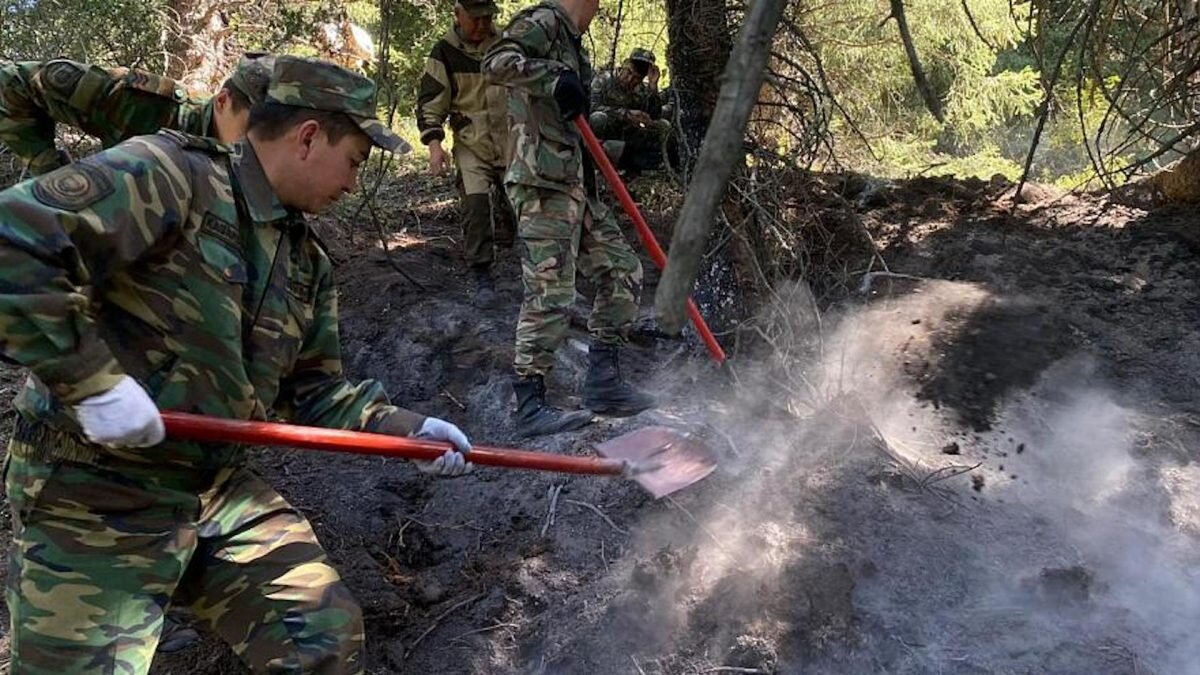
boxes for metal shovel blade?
[596,426,718,498]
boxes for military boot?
[581,344,655,416]
[513,375,594,437]
[472,265,497,308]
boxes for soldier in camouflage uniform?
[483,0,655,437]
[0,56,471,675]
[0,53,273,176]
[588,48,671,173]
[417,0,515,307]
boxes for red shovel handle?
[573,116,727,364]
[161,412,626,476]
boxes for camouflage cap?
[458,0,499,17]
[266,55,411,153]
[629,48,656,64]
[225,52,274,105]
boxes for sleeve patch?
[31,162,115,212]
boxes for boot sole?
[517,414,595,438]
[583,401,655,417]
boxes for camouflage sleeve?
[482,12,565,97]
[0,137,194,403]
[0,61,66,175]
[276,259,427,435]
[590,73,628,119]
[416,43,452,145]
[0,59,184,176]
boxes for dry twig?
[405,592,486,658]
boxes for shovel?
[161,412,717,499]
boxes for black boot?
[581,344,655,416]
[513,375,594,437]
[472,265,497,308]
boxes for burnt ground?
[2,166,1200,674]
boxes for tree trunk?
[665,0,732,148]
[889,0,944,123]
[164,0,237,91]
[655,0,788,334]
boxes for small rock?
[972,475,986,492]
[941,442,961,455]
[1016,443,1026,454]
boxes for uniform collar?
[230,141,292,224]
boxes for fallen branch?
[541,484,563,537]
[563,498,629,535]
[406,592,486,658]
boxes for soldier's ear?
[295,119,321,159]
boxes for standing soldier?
[417,0,515,307]
[0,53,273,176]
[588,47,672,173]
[0,56,471,675]
[483,0,655,437]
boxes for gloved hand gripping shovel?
[573,116,726,365]
[162,412,716,499]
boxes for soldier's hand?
[628,110,652,127]
[553,70,588,121]
[647,64,661,89]
[75,375,165,448]
[413,417,473,477]
[428,140,449,176]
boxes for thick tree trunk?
[655,0,788,334]
[164,0,237,91]
[665,0,732,148]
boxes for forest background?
[5,0,1198,193]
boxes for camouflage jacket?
[416,27,509,166]
[482,0,594,192]
[0,131,423,469]
[591,72,662,121]
[0,59,211,176]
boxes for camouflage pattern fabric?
[482,0,594,192]
[267,55,409,153]
[508,183,642,376]
[485,1,645,376]
[417,27,509,167]
[0,129,425,672]
[0,59,210,175]
[588,69,669,165]
[4,423,363,674]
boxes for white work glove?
[74,375,164,448]
[414,417,473,477]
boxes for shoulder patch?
[157,129,229,155]
[40,60,86,93]
[508,18,537,38]
[122,69,187,102]
[32,161,115,212]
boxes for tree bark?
[665,0,732,148]
[654,0,788,335]
[889,0,944,123]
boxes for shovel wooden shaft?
[573,116,727,364]
[161,412,626,476]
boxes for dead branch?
[405,592,487,658]
[563,498,629,535]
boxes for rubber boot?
[581,344,655,416]
[472,265,497,309]
[513,375,594,437]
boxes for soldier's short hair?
[248,102,366,144]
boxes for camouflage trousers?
[455,143,515,268]
[4,421,364,675]
[506,182,644,377]
[587,111,670,171]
